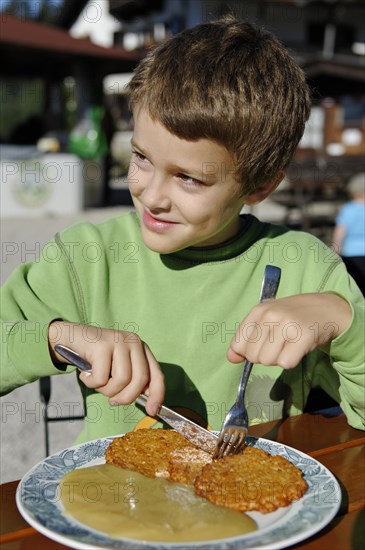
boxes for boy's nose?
[141,174,171,210]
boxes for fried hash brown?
[168,447,212,486]
[105,428,196,479]
[194,445,308,513]
[105,430,307,513]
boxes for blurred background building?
[107,0,365,238]
[1,0,364,227]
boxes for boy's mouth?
[142,209,178,232]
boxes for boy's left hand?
[227,293,352,369]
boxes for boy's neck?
[191,215,247,250]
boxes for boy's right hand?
[48,321,165,417]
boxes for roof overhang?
[0,14,141,78]
[302,56,365,81]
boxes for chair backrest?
[39,376,85,456]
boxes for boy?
[1,17,364,443]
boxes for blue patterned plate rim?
[16,434,341,550]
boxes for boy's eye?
[131,150,149,163]
[177,173,203,187]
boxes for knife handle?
[54,348,152,412]
[259,265,281,302]
[135,393,148,407]
[54,344,92,373]
[54,348,149,402]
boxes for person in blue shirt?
[333,173,365,295]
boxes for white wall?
[70,0,121,48]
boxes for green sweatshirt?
[1,212,364,441]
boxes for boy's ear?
[244,172,285,205]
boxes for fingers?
[106,343,164,411]
[102,344,149,400]
[227,297,321,370]
[228,336,298,370]
[79,336,165,413]
[228,323,309,370]
[226,347,245,364]
[143,343,165,416]
[79,349,117,389]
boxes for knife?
[54,345,218,454]
[54,345,92,372]
[135,393,218,454]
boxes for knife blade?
[136,393,218,455]
[54,345,218,454]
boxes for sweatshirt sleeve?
[1,231,86,394]
[318,263,365,430]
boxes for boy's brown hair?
[127,16,311,194]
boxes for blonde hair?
[348,173,365,198]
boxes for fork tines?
[213,427,247,459]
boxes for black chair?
[39,376,85,456]
[304,387,342,415]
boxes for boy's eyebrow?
[130,138,218,183]
[130,138,146,154]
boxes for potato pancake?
[105,428,195,479]
[194,445,307,513]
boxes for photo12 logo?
[9,159,53,208]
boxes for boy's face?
[128,108,245,254]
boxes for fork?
[213,264,281,459]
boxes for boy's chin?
[140,231,185,255]
[143,239,181,255]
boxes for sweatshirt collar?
[163,214,263,264]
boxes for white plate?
[16,435,341,550]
